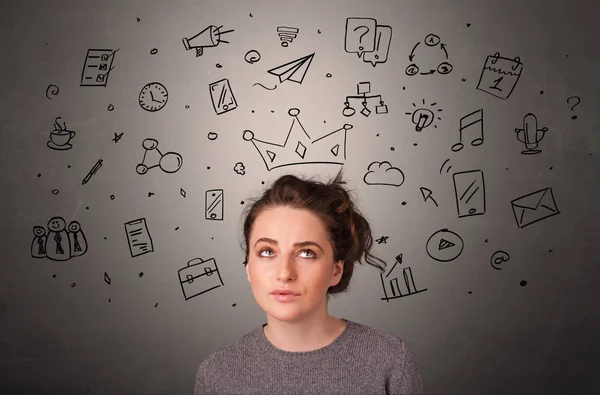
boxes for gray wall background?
[1,0,599,394]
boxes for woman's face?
[246,206,343,323]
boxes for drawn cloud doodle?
[363,161,405,187]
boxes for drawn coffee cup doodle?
[47,117,75,150]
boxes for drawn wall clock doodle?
[139,82,168,112]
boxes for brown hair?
[240,168,386,298]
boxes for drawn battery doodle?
[205,189,223,220]
[178,257,224,301]
[209,78,237,115]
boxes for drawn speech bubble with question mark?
[344,18,376,57]
[567,96,580,120]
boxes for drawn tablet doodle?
[426,228,464,262]
[205,189,223,220]
[209,78,238,115]
[124,218,154,257]
[80,49,118,87]
[178,257,224,300]
[510,187,559,229]
[476,52,523,100]
[453,170,486,217]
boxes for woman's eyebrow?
[254,237,324,252]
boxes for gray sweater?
[194,319,424,394]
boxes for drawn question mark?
[566,96,580,120]
[354,25,369,51]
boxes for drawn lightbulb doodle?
[405,99,442,132]
[136,138,183,175]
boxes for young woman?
[194,169,424,394]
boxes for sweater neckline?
[254,318,355,361]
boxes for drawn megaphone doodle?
[182,25,233,57]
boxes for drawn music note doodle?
[452,109,483,152]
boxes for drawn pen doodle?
[182,25,233,57]
[405,34,452,76]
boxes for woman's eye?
[258,248,274,257]
[299,249,315,258]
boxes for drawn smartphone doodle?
[205,189,223,220]
[453,170,486,217]
[124,218,154,257]
[209,78,237,115]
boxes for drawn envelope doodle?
[178,257,224,301]
[510,187,560,229]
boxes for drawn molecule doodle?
[47,117,75,151]
[515,113,547,155]
[453,170,486,218]
[476,52,523,100]
[405,34,452,76]
[136,138,182,175]
[178,257,225,301]
[344,17,392,67]
[426,229,464,262]
[138,82,168,112]
[510,187,560,229]
[45,84,59,99]
[267,53,314,84]
[124,218,154,258]
[342,81,388,117]
[490,250,510,270]
[363,161,405,187]
[380,254,427,302]
[277,26,299,47]
[405,99,442,132]
[80,49,118,87]
[209,78,238,115]
[243,108,352,171]
[182,25,233,57]
[452,109,483,152]
[31,217,88,261]
[205,189,224,220]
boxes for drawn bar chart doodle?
[178,257,224,300]
[452,109,483,152]
[182,25,233,57]
[380,265,427,302]
[124,218,154,257]
[453,170,486,218]
[243,108,352,171]
[209,78,238,115]
[205,189,223,220]
[79,49,118,87]
[426,228,464,262]
[510,187,560,229]
[476,52,523,100]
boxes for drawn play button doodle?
[426,228,464,262]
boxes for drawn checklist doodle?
[80,49,118,87]
[124,218,154,257]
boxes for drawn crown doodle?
[242,108,353,171]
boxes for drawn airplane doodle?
[342,81,388,117]
[405,34,452,76]
[182,25,233,57]
[178,257,225,300]
[344,17,392,67]
[476,52,523,100]
[243,108,352,171]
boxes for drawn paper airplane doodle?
[267,53,314,84]
[243,108,352,171]
[182,25,233,57]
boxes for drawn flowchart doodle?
[182,25,233,57]
[178,257,225,300]
[205,189,224,220]
[79,49,118,87]
[139,82,168,112]
[47,117,75,151]
[45,84,59,99]
[267,53,314,85]
[380,254,427,302]
[426,229,464,262]
[277,26,299,46]
[515,113,547,155]
[406,99,442,132]
[405,34,452,76]
[363,161,405,187]
[209,78,238,115]
[344,18,392,67]
[136,138,182,175]
[510,187,560,229]
[243,108,352,171]
[342,81,388,117]
[31,217,88,261]
[420,187,439,207]
[124,218,154,258]
[452,109,483,152]
[490,250,510,270]
[453,170,486,218]
[476,52,523,100]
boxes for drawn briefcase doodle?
[178,257,224,300]
[476,52,523,100]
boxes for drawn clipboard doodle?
[363,161,405,187]
[510,187,560,229]
[182,25,233,57]
[342,81,388,117]
[405,34,452,76]
[267,53,314,84]
[476,52,523,100]
[380,254,427,302]
[344,18,392,67]
[515,113,547,155]
[205,189,224,220]
[47,117,75,151]
[426,229,464,262]
[452,109,483,152]
[79,49,118,87]
[178,257,224,300]
[209,78,238,115]
[453,170,486,218]
[124,218,154,258]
